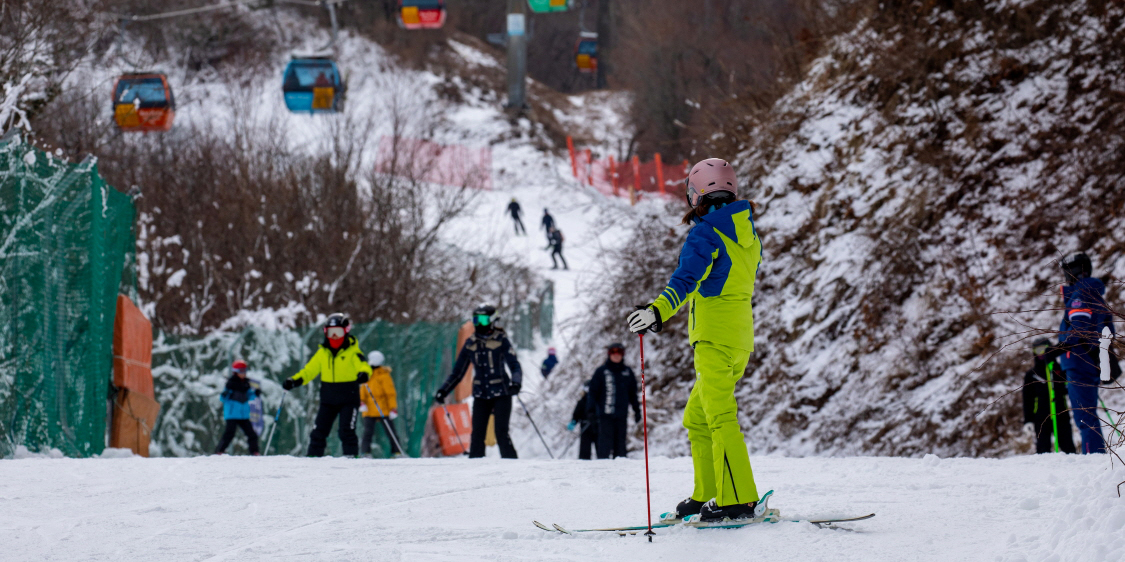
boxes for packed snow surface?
[3,454,1123,561]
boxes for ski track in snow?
[2,454,1123,561]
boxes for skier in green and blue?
[627,158,763,522]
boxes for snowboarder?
[540,208,555,243]
[627,158,763,522]
[282,313,372,457]
[567,382,597,460]
[546,227,568,270]
[359,350,403,457]
[540,347,558,378]
[586,342,640,459]
[214,359,261,455]
[433,304,523,458]
[507,198,526,235]
[1023,338,1076,454]
[1057,253,1116,454]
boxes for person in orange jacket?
[359,350,403,457]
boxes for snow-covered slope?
[3,452,1123,561]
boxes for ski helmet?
[231,359,247,373]
[324,312,350,336]
[1061,253,1092,284]
[547,347,557,355]
[685,158,737,208]
[368,350,385,367]
[1031,337,1051,356]
[472,304,498,328]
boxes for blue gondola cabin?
[282,58,345,113]
[575,33,598,74]
[113,73,175,132]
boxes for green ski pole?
[1046,362,1061,453]
[1099,398,1124,441]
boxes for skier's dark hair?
[681,193,756,225]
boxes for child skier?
[359,350,403,457]
[1022,338,1076,454]
[627,158,763,522]
[1057,253,1117,454]
[282,313,372,457]
[214,359,261,455]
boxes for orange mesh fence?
[568,137,688,201]
[376,137,492,190]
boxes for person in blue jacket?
[215,359,260,455]
[540,347,558,378]
[434,304,523,458]
[1057,253,1116,454]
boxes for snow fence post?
[609,156,618,197]
[631,155,641,206]
[654,153,665,196]
[567,136,578,179]
[584,149,593,186]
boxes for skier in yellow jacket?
[628,158,764,523]
[358,350,404,457]
[282,313,371,457]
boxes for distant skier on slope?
[434,304,522,458]
[627,158,764,522]
[1022,338,1075,454]
[1057,253,1118,454]
[540,347,558,378]
[567,382,597,460]
[507,198,526,235]
[214,359,261,455]
[282,313,371,457]
[540,208,555,243]
[587,342,640,459]
[359,350,403,458]
[546,227,568,270]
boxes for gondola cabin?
[398,0,446,30]
[575,32,598,73]
[282,58,345,113]
[112,73,175,132]
[527,0,570,13]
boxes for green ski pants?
[683,341,759,507]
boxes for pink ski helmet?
[685,158,737,208]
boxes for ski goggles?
[473,314,492,327]
[325,326,347,339]
[607,346,625,355]
[232,366,247,374]
[1033,344,1049,356]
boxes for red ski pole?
[639,333,655,542]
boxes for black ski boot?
[698,498,761,522]
[660,497,705,523]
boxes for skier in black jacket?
[1023,337,1076,454]
[507,198,526,235]
[434,304,523,458]
[567,382,597,460]
[540,208,555,243]
[587,342,640,459]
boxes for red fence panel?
[567,143,688,202]
[376,137,492,190]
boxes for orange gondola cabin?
[398,0,446,30]
[113,73,175,132]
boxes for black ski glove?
[434,388,448,404]
[282,378,299,391]
[634,410,642,424]
[356,372,369,384]
[509,382,522,395]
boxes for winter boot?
[660,497,706,523]
[698,499,761,522]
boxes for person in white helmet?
[358,350,403,457]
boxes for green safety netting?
[0,132,136,458]
[151,320,462,458]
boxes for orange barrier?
[110,295,158,456]
[431,403,472,456]
[454,321,474,402]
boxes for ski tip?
[533,520,554,532]
[552,523,574,535]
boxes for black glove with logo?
[509,382,522,395]
[282,378,299,391]
[434,388,448,404]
